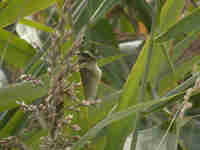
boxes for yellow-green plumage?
[79,52,102,100]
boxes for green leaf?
[147,43,167,86]
[0,108,17,130]
[98,54,127,67]
[119,14,135,33]
[89,89,121,125]
[0,82,47,112]
[0,110,26,138]
[89,0,122,24]
[0,28,36,68]
[164,71,200,97]
[156,7,200,42]
[25,129,48,150]
[97,82,120,98]
[126,0,152,32]
[136,126,177,150]
[0,0,8,10]
[19,19,56,33]
[118,38,151,109]
[155,31,200,95]
[71,92,183,150]
[180,120,200,150]
[74,0,122,31]
[91,135,107,150]
[149,71,200,113]
[158,56,200,95]
[0,0,56,27]
[172,31,198,61]
[104,36,153,150]
[159,0,184,32]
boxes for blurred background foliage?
[1,0,200,150]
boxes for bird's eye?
[82,35,86,40]
[81,35,87,44]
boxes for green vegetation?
[0,0,200,150]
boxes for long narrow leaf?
[0,0,56,27]
[71,92,183,150]
[104,36,153,150]
[0,28,36,68]
[19,19,56,33]
[156,7,200,42]
[159,0,184,32]
[0,110,26,138]
[0,82,47,112]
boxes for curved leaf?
[19,19,56,33]
[74,0,122,31]
[0,28,36,68]
[156,7,200,42]
[159,0,184,32]
[0,110,26,138]
[0,82,47,112]
[0,0,56,27]
[71,92,183,150]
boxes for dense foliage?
[1,0,200,150]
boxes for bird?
[78,51,102,101]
